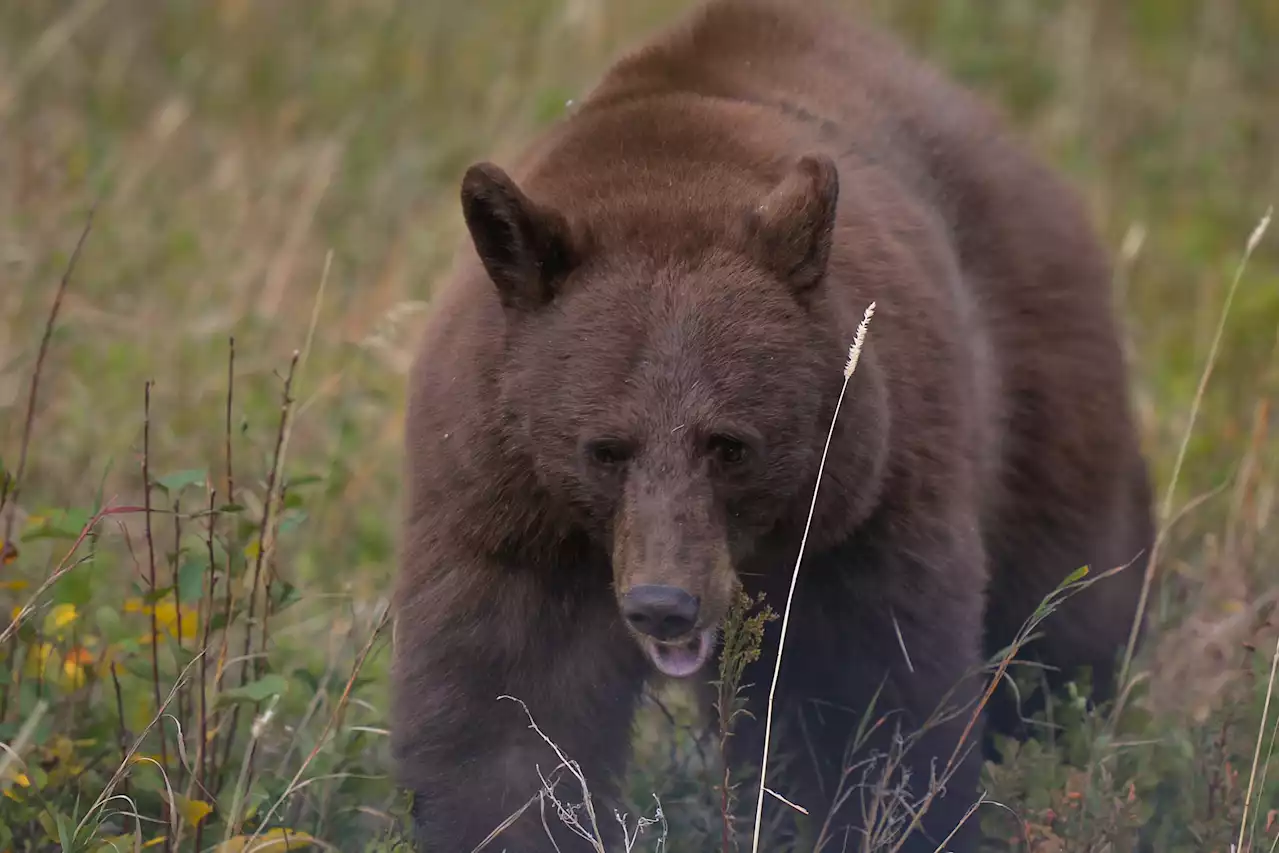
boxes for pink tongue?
[646,632,709,678]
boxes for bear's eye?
[708,434,749,467]
[586,439,633,467]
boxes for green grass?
[0,0,1276,850]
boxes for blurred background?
[0,1,1275,850]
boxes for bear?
[390,0,1155,850]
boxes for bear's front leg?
[392,550,651,852]
[727,517,989,853]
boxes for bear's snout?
[617,583,720,679]
[620,584,701,640]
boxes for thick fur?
[391,1,1154,850]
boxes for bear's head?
[457,153,886,678]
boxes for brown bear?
[390,0,1154,849]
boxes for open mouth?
[640,627,718,678]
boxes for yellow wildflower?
[128,598,199,642]
[45,603,78,636]
[62,645,95,689]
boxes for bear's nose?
[621,585,701,640]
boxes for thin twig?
[172,496,186,759]
[227,350,300,808]
[110,662,133,835]
[142,380,171,802]
[498,695,605,850]
[222,255,327,801]
[247,280,319,676]
[243,353,299,685]
[212,337,237,796]
[194,487,217,853]
[1,206,95,545]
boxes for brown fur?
[391,1,1154,849]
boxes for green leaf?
[292,666,320,694]
[55,812,77,851]
[27,764,49,789]
[38,811,59,844]
[143,585,175,605]
[21,507,92,542]
[121,656,154,682]
[277,509,308,535]
[177,557,210,604]
[269,580,301,612]
[90,835,135,853]
[52,567,95,607]
[1060,564,1090,587]
[217,674,288,706]
[173,645,201,670]
[94,605,124,641]
[154,468,208,495]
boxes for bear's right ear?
[745,153,840,296]
[460,162,578,311]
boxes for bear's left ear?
[745,153,839,295]
[460,162,579,312]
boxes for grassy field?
[0,0,1276,850]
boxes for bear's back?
[413,0,1149,582]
